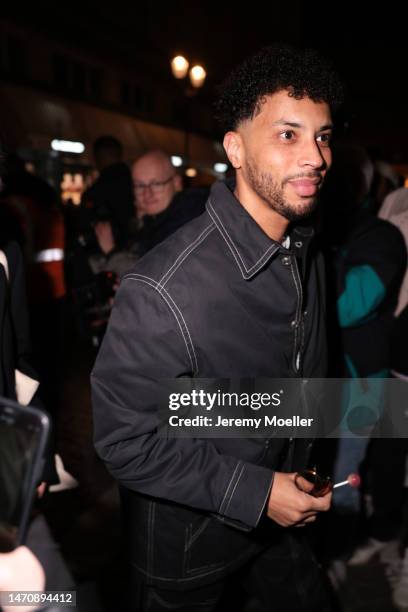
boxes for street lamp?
[170,55,207,177]
[171,56,189,80]
[171,55,207,90]
[189,65,207,89]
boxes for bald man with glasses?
[131,150,208,255]
[132,150,182,219]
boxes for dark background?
[1,2,408,162]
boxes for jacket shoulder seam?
[159,222,215,287]
[122,273,198,375]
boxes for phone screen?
[0,402,49,552]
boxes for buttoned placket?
[280,241,306,377]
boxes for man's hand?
[94,221,115,254]
[267,471,332,527]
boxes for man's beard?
[245,157,319,222]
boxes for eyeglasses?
[133,175,175,194]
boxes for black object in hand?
[295,466,332,497]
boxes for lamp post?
[170,55,207,176]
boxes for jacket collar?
[206,181,314,280]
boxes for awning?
[0,81,226,171]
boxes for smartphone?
[0,397,50,552]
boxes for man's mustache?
[283,172,323,185]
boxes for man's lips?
[288,178,321,197]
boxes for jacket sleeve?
[4,242,58,484]
[91,276,273,530]
[5,242,38,381]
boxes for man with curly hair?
[92,44,344,611]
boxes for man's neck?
[234,182,289,243]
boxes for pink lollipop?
[333,473,361,489]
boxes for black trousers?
[368,437,408,542]
[130,531,332,612]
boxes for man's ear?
[223,131,243,169]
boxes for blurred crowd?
[0,133,407,611]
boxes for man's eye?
[281,130,295,140]
[318,133,331,144]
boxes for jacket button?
[281,256,291,266]
[295,241,303,248]
[291,319,297,328]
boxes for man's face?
[226,90,333,222]
[132,155,180,217]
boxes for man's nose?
[298,140,328,170]
[138,185,155,199]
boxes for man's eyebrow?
[271,120,302,128]
[271,120,334,131]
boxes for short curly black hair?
[215,44,344,132]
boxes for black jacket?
[324,209,406,377]
[0,241,37,397]
[133,186,209,256]
[0,241,58,484]
[91,181,328,588]
[82,162,134,244]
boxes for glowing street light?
[185,167,197,178]
[171,56,189,79]
[171,155,183,167]
[189,65,206,89]
[170,56,207,172]
[170,56,206,89]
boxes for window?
[0,34,27,78]
[144,90,155,113]
[53,55,69,90]
[89,67,103,100]
[72,61,86,96]
[52,54,104,101]
[134,84,142,110]
[121,80,131,106]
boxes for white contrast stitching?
[159,283,198,374]
[129,274,199,374]
[254,472,274,527]
[289,259,302,322]
[218,461,241,514]
[132,547,253,581]
[223,463,245,514]
[289,259,303,372]
[123,275,198,374]
[159,223,215,287]
[207,201,247,270]
[207,199,279,278]
[207,204,246,277]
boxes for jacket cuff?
[218,462,274,529]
